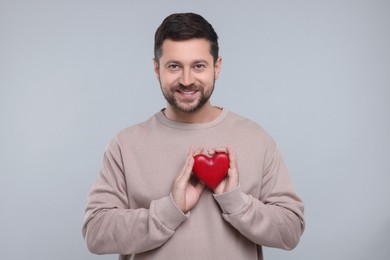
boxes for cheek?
[159,72,179,85]
[199,72,215,84]
[157,70,173,83]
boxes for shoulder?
[107,113,160,150]
[224,110,278,151]
[226,111,271,137]
[225,111,281,159]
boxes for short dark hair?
[154,13,219,63]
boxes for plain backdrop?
[1,0,389,259]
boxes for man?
[82,12,305,260]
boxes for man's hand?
[207,145,239,195]
[171,147,205,213]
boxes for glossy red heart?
[192,153,229,190]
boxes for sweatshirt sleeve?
[82,139,188,255]
[213,142,305,250]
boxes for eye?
[194,63,206,71]
[167,64,181,71]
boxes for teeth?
[180,90,195,94]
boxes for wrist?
[213,185,249,214]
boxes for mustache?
[176,84,199,92]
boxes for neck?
[163,103,222,124]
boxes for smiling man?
[82,13,305,260]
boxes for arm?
[82,142,204,255]
[212,144,305,250]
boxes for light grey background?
[1,0,389,259]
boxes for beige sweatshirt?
[82,109,305,260]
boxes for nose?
[179,68,195,87]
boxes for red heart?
[192,153,229,190]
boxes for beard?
[160,81,215,113]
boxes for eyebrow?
[164,59,210,66]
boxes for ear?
[153,58,160,79]
[214,56,222,80]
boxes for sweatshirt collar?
[155,108,229,130]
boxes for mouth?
[175,88,199,97]
[178,90,197,95]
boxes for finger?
[227,144,237,169]
[215,147,228,153]
[207,147,227,156]
[185,146,196,172]
[176,155,190,180]
[194,146,204,156]
[207,148,215,156]
[176,147,195,180]
[214,147,228,153]
[188,146,194,156]
[183,154,195,179]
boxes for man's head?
[154,13,219,64]
[153,13,222,121]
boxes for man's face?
[154,38,221,113]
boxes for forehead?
[160,38,213,63]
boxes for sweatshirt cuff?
[213,186,250,214]
[153,194,189,231]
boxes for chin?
[173,99,202,112]
[176,105,201,113]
